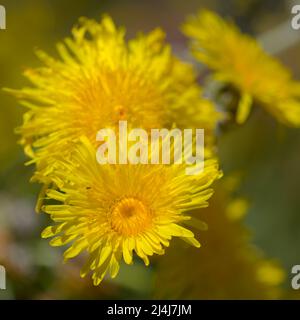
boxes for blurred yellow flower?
[41,137,220,285]
[183,10,300,126]
[7,15,221,187]
[155,177,285,299]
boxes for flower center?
[110,197,152,236]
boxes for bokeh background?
[0,0,300,299]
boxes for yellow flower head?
[7,15,221,185]
[182,10,300,126]
[41,137,220,285]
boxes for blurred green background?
[0,0,300,299]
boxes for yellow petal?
[97,245,112,268]
[63,239,88,260]
[49,234,77,246]
[109,255,120,279]
[236,93,253,124]
[181,236,201,248]
[122,238,133,265]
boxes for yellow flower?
[41,137,220,285]
[182,10,300,126]
[7,15,221,186]
[155,177,285,299]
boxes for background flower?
[183,10,300,126]
[154,176,285,299]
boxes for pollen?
[110,197,153,236]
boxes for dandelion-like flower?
[182,10,300,126]
[41,137,220,285]
[7,15,221,186]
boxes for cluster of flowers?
[8,10,300,289]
